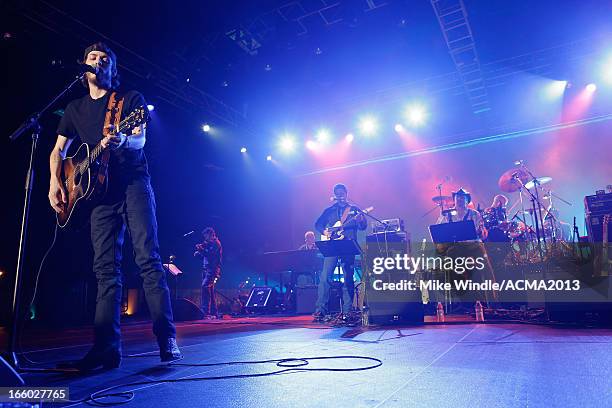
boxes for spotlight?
[266,155,272,161]
[603,57,612,84]
[147,104,155,112]
[345,133,354,143]
[358,116,378,136]
[315,128,330,144]
[394,123,404,133]
[586,83,597,92]
[544,80,568,99]
[202,124,211,132]
[405,105,426,126]
[240,147,247,153]
[279,135,296,153]
[306,140,318,150]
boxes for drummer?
[489,194,508,212]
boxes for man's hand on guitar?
[100,134,125,150]
[100,124,127,150]
[49,181,67,214]
[323,228,332,239]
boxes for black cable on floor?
[69,355,382,406]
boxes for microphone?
[78,63,99,75]
[183,230,195,237]
[513,159,524,166]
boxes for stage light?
[147,104,155,112]
[358,116,378,136]
[315,128,331,144]
[202,124,211,132]
[306,140,318,150]
[394,123,404,133]
[240,147,247,153]
[405,105,426,126]
[279,135,296,153]
[603,57,612,84]
[544,80,568,99]
[266,155,272,161]
[345,133,354,143]
[586,83,597,92]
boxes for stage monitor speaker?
[1,356,25,386]
[585,214,612,243]
[172,298,204,321]
[366,273,424,325]
[245,287,277,313]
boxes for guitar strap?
[97,91,125,185]
[339,205,351,224]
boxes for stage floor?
[9,315,612,407]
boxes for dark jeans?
[315,256,355,314]
[201,270,219,316]
[90,176,175,350]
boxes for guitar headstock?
[119,106,149,133]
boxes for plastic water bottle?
[361,306,369,327]
[436,302,445,322]
[475,301,484,322]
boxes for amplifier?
[295,285,317,314]
[366,231,411,256]
[585,192,612,215]
[586,214,612,243]
[373,218,405,233]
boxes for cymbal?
[432,195,452,204]
[498,168,530,193]
[524,176,552,190]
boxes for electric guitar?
[56,106,148,228]
[321,206,374,241]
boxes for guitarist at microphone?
[48,42,181,371]
[313,183,367,325]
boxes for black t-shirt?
[57,90,149,177]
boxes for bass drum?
[501,220,526,240]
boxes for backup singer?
[313,184,366,324]
[48,42,181,371]
[194,227,223,318]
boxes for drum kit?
[429,161,573,263]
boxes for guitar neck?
[89,118,132,164]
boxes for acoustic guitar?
[56,105,148,228]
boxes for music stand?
[163,263,184,301]
[315,240,362,313]
[316,239,362,258]
[429,220,478,243]
[428,220,479,312]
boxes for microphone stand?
[6,72,87,373]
